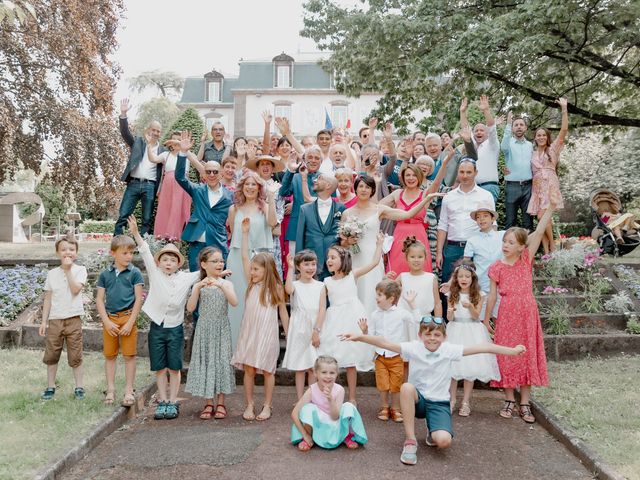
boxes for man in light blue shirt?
[501,112,534,230]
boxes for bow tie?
[317,199,332,207]
[425,351,440,359]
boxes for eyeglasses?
[212,128,224,132]
[205,169,219,175]
[420,315,444,325]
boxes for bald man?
[114,98,165,235]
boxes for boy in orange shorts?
[358,279,419,423]
[96,235,144,406]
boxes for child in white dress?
[283,250,326,400]
[319,235,383,404]
[446,263,500,417]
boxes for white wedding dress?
[350,207,384,316]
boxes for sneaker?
[164,402,179,420]
[74,387,85,400]
[154,401,167,420]
[425,433,436,447]
[41,387,56,400]
[400,440,418,465]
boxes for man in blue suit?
[174,133,233,272]
[296,173,345,280]
[114,98,165,235]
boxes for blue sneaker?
[164,402,179,420]
[41,387,56,400]
[154,401,167,420]
[74,387,85,400]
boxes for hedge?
[79,220,116,234]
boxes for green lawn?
[534,355,640,480]
[0,349,153,480]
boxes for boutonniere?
[333,211,342,219]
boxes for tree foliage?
[166,108,205,183]
[0,0,125,212]
[133,97,181,137]
[128,70,184,98]
[302,0,640,132]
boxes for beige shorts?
[42,316,83,367]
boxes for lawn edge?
[34,381,157,480]
[531,398,626,480]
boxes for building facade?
[178,53,383,138]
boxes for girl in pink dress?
[148,132,203,240]
[485,205,556,424]
[527,98,569,254]
[231,217,289,422]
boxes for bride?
[340,175,442,315]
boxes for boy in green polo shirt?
[96,235,144,406]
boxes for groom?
[296,173,345,280]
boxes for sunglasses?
[420,315,444,325]
[205,169,219,175]
[460,158,477,165]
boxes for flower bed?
[0,265,48,326]
[613,264,640,300]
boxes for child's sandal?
[199,404,214,420]
[242,404,255,421]
[256,405,272,421]
[103,390,115,405]
[121,392,135,407]
[297,440,313,452]
[458,402,471,417]
[214,404,227,419]
[343,433,359,449]
[389,408,403,423]
[499,400,516,419]
[377,406,390,421]
[519,404,536,424]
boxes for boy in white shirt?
[38,236,88,400]
[358,279,418,423]
[128,216,200,420]
[342,317,524,466]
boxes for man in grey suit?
[296,173,345,280]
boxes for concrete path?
[61,386,592,480]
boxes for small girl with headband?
[446,261,500,417]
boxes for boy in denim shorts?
[96,235,144,406]
[38,236,88,400]
[342,318,525,466]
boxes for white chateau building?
[178,52,383,137]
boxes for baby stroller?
[590,188,640,257]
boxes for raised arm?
[459,125,477,160]
[478,95,495,127]
[196,130,207,162]
[459,97,469,131]
[146,143,165,164]
[527,205,555,258]
[275,117,304,155]
[425,146,455,195]
[240,217,252,284]
[501,111,513,154]
[266,188,278,227]
[353,232,384,279]
[119,99,135,148]
[380,192,444,220]
[463,342,525,357]
[175,132,197,195]
[261,110,272,154]
[299,167,314,203]
[556,98,569,146]
[185,151,205,178]
[340,332,402,354]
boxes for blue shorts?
[414,390,454,436]
[148,323,183,371]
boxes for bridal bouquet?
[338,217,365,254]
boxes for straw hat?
[245,155,285,173]
[153,243,185,268]
[470,202,497,220]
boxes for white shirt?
[130,144,158,181]
[318,157,334,175]
[138,241,200,327]
[44,264,87,320]
[464,229,505,292]
[474,124,500,184]
[197,185,224,243]
[316,197,333,224]
[437,185,495,241]
[401,341,464,401]
[156,151,186,173]
[370,306,418,357]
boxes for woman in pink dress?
[334,167,357,208]
[527,98,569,254]
[381,150,453,274]
[148,132,204,239]
[484,206,555,424]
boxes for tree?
[166,108,205,183]
[302,0,640,132]
[0,0,125,212]
[128,70,184,98]
[133,97,181,137]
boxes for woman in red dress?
[485,205,556,424]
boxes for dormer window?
[273,52,294,88]
[204,69,224,103]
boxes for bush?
[79,220,115,234]
[557,222,589,238]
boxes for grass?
[0,349,153,480]
[534,355,640,480]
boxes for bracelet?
[313,327,321,333]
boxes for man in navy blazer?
[174,134,233,272]
[296,173,345,280]
[114,99,165,235]
[279,145,323,253]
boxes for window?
[274,104,291,121]
[276,66,291,88]
[331,105,347,128]
[207,81,221,103]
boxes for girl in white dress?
[396,237,442,341]
[343,175,442,316]
[319,237,383,404]
[283,250,326,400]
[446,263,500,417]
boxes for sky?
[112,0,343,112]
